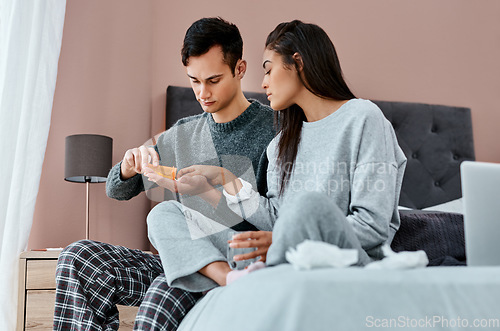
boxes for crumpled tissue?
[285,240,429,271]
[285,240,358,270]
[365,245,429,269]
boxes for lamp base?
[86,181,89,240]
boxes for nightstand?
[17,251,139,330]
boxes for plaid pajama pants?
[53,240,203,331]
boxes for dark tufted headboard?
[165,86,475,209]
[372,101,475,209]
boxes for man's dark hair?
[181,17,243,75]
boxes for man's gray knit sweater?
[106,100,275,228]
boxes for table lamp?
[64,134,113,239]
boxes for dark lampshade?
[65,134,113,183]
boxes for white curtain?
[0,0,66,329]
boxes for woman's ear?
[235,59,247,79]
[292,53,304,72]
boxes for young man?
[53,17,275,331]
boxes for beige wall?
[30,0,154,250]
[29,0,500,249]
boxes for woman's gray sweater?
[225,99,407,258]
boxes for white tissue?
[285,241,429,271]
[365,245,429,269]
[285,240,359,270]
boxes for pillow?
[422,198,463,214]
[398,198,463,214]
[391,210,466,266]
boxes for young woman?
[177,20,407,276]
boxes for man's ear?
[235,59,247,79]
[292,53,304,72]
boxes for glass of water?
[227,230,258,270]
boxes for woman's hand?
[178,165,243,195]
[229,231,273,263]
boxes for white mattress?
[178,264,500,331]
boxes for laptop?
[461,161,500,266]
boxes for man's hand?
[177,165,242,195]
[229,231,272,262]
[177,165,228,186]
[142,167,178,192]
[177,174,214,196]
[121,146,159,180]
[143,168,222,207]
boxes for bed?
[160,86,500,331]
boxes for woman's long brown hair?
[265,20,356,196]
